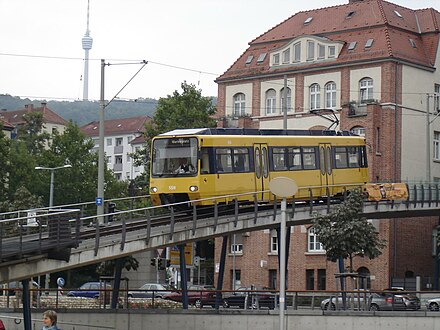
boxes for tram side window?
[200,148,211,174]
[348,147,360,168]
[288,147,302,170]
[302,147,317,169]
[273,148,287,171]
[216,148,233,173]
[233,148,250,172]
[334,146,348,168]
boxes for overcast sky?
[0,0,439,102]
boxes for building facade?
[81,116,150,181]
[0,103,68,140]
[214,0,440,291]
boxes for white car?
[426,297,440,311]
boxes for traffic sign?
[95,197,103,206]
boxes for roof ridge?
[383,26,393,57]
[377,0,389,25]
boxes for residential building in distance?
[0,118,14,139]
[214,0,440,291]
[0,103,68,139]
[81,116,150,181]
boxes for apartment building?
[0,103,68,139]
[214,0,440,291]
[81,116,150,181]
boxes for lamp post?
[35,164,72,293]
[269,177,297,330]
[35,164,72,208]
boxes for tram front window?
[152,137,198,177]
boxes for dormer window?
[348,41,357,51]
[409,39,417,48]
[304,17,313,25]
[307,41,315,61]
[245,55,254,64]
[273,54,280,65]
[294,42,301,62]
[328,46,336,58]
[318,44,325,59]
[282,49,290,63]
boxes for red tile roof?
[130,135,146,145]
[216,0,440,82]
[80,116,151,137]
[0,118,14,130]
[0,103,69,126]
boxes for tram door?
[319,143,334,196]
[254,143,270,201]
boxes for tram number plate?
[168,185,176,190]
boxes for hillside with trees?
[0,94,158,126]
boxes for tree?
[17,111,50,155]
[0,127,10,205]
[131,81,217,179]
[312,189,386,272]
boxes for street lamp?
[35,164,72,208]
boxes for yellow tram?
[149,128,369,207]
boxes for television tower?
[82,0,93,100]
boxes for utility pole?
[97,59,106,224]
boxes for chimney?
[24,104,34,111]
[41,102,47,109]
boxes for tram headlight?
[189,185,198,192]
[150,187,158,193]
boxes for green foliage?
[96,256,140,276]
[17,111,50,155]
[133,81,217,171]
[312,190,386,271]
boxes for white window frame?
[106,138,112,146]
[351,126,366,137]
[273,53,280,65]
[115,137,123,146]
[308,227,324,252]
[233,93,246,117]
[265,89,277,115]
[328,46,336,58]
[318,44,325,59]
[435,84,440,113]
[282,48,290,64]
[310,84,321,110]
[280,87,292,113]
[294,42,301,62]
[270,230,278,253]
[325,81,336,109]
[307,41,315,61]
[359,78,373,104]
[434,131,440,161]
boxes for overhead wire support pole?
[96,59,148,225]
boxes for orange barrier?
[366,183,409,201]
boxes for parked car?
[222,287,276,309]
[426,297,440,311]
[1,281,40,296]
[321,291,420,311]
[128,283,173,298]
[67,282,112,298]
[163,284,217,308]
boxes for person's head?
[43,310,57,327]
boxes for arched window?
[280,87,292,113]
[357,266,371,289]
[325,81,336,109]
[310,84,320,110]
[350,126,366,137]
[233,93,246,117]
[405,270,415,278]
[359,78,373,104]
[265,89,277,114]
[308,227,324,252]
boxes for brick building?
[214,0,440,291]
